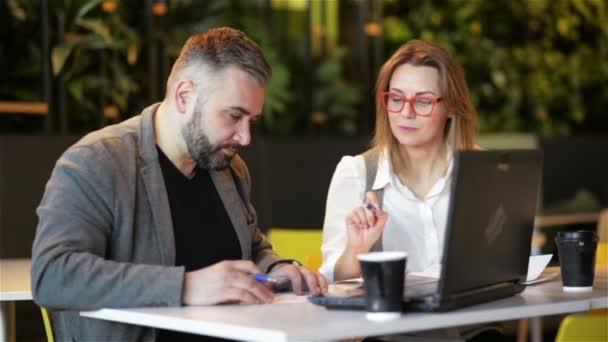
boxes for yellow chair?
[40,307,54,342]
[555,314,608,342]
[597,242,608,265]
[268,228,323,271]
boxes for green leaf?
[317,61,340,83]
[111,90,127,110]
[7,0,27,21]
[383,16,412,43]
[80,34,108,49]
[67,79,84,102]
[571,0,593,22]
[51,41,77,75]
[76,0,103,20]
[76,18,112,43]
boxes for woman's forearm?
[334,247,364,281]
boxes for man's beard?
[181,108,241,171]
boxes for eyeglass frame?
[379,91,442,117]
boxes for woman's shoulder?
[335,154,365,172]
[332,151,374,182]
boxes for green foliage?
[155,0,295,134]
[42,0,139,127]
[0,0,43,102]
[311,47,361,136]
[240,17,294,135]
[2,0,606,135]
[382,0,608,136]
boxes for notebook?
[309,149,543,312]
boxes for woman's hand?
[334,192,389,281]
[345,192,388,254]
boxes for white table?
[0,259,32,342]
[81,268,608,342]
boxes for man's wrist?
[266,259,302,273]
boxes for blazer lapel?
[138,104,176,265]
[210,169,250,259]
[140,163,175,265]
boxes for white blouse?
[320,149,454,283]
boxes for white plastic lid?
[365,312,402,321]
[563,286,593,293]
[358,251,407,262]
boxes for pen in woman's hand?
[253,273,279,284]
[364,202,377,214]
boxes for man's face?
[181,67,265,170]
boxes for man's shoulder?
[59,115,144,171]
[74,116,141,150]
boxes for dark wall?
[240,137,369,230]
[539,136,608,210]
[0,135,82,258]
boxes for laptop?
[309,149,543,312]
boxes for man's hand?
[268,263,329,296]
[182,260,274,305]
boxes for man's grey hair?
[168,27,272,89]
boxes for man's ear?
[175,80,195,114]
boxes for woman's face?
[385,63,448,149]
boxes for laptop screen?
[439,150,542,297]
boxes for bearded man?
[31,27,327,342]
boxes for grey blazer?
[31,103,281,341]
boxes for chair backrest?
[555,314,608,342]
[268,228,322,271]
[40,307,54,342]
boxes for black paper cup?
[555,230,598,293]
[358,251,407,321]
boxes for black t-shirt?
[156,146,241,342]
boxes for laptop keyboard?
[404,281,438,299]
[308,280,438,310]
[404,274,439,299]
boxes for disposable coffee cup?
[358,251,407,321]
[555,230,598,293]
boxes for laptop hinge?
[406,280,526,311]
[445,280,521,301]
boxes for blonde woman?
[320,40,478,282]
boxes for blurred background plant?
[49,0,139,130]
[310,46,361,136]
[381,0,608,136]
[1,0,43,103]
[1,0,606,136]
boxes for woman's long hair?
[371,40,477,175]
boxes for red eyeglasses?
[379,91,442,117]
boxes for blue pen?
[364,202,377,214]
[253,273,279,284]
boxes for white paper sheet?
[272,292,309,304]
[526,254,553,281]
